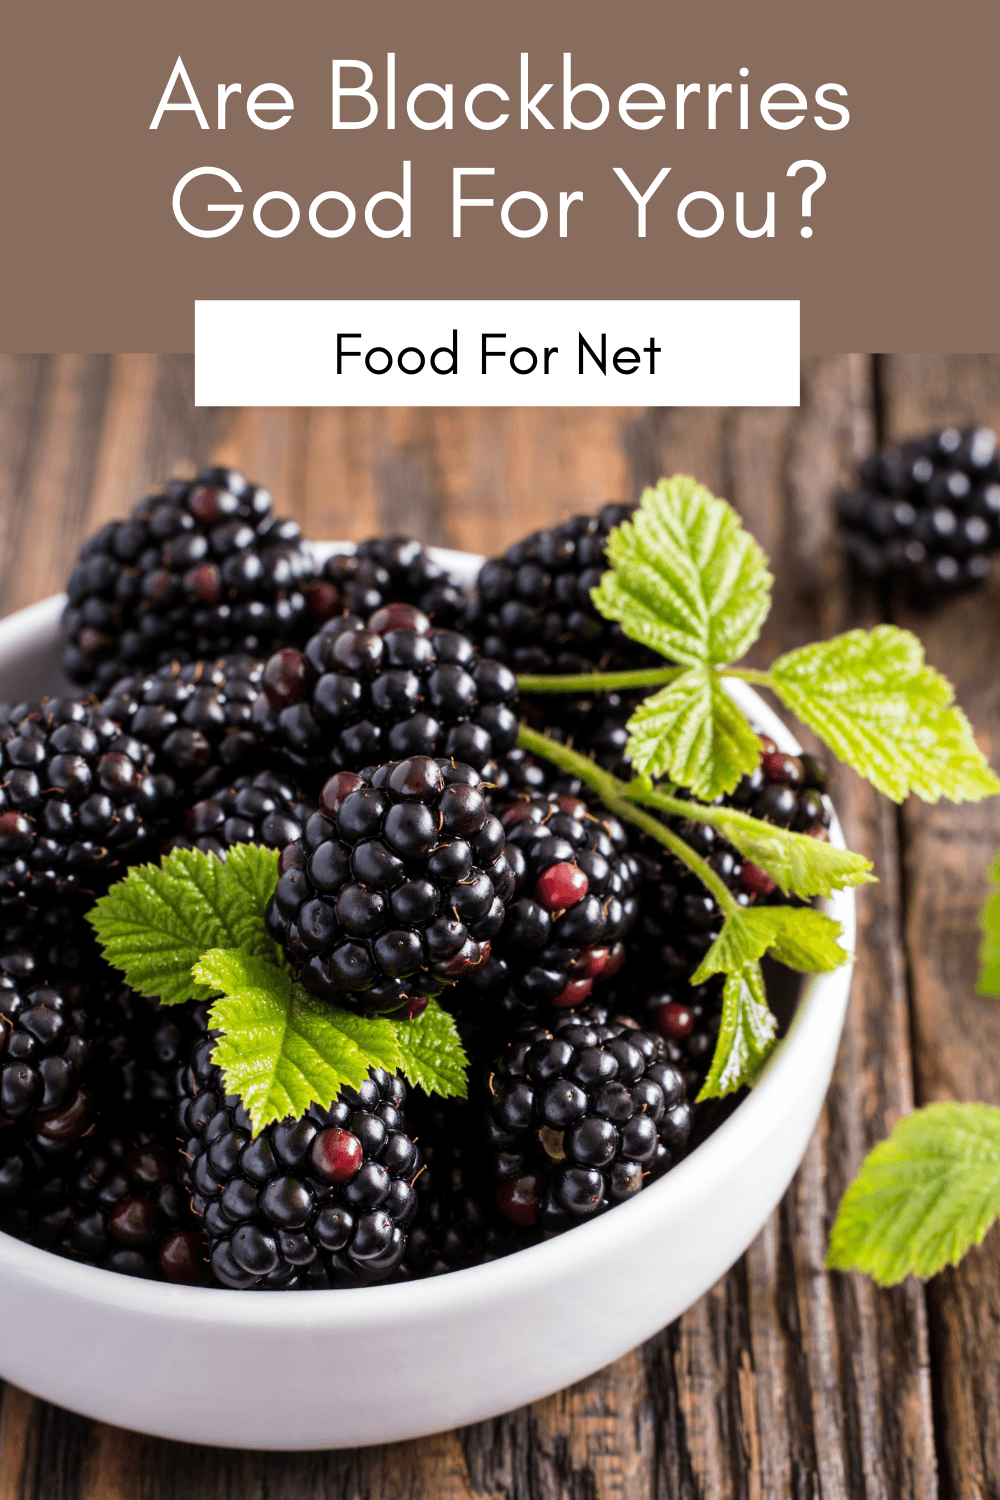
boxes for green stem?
[516,725,740,917]
[723,667,775,688]
[517,667,684,694]
[516,664,776,694]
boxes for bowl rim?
[0,554,855,1329]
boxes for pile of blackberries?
[0,468,827,1289]
[836,425,1000,594]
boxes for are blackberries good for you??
[1,465,993,1290]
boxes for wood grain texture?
[0,353,985,1499]
[880,355,1000,1500]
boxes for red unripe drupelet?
[534,862,589,912]
[311,1128,364,1183]
[739,862,777,897]
[262,647,313,708]
[552,977,594,1009]
[496,1171,545,1226]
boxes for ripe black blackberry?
[176,1037,421,1288]
[485,1004,692,1233]
[835,424,1000,594]
[265,757,513,1015]
[460,789,641,1026]
[251,606,519,791]
[63,466,314,691]
[90,980,210,1144]
[100,656,264,803]
[464,504,655,676]
[403,1095,529,1276]
[170,770,314,862]
[307,539,465,630]
[622,738,832,1093]
[0,1133,207,1282]
[0,950,101,1214]
[0,698,170,917]
[0,965,93,1133]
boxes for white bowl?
[0,550,855,1450]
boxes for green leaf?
[770,626,1000,804]
[691,906,849,986]
[591,475,773,668]
[698,964,778,1100]
[827,1102,1000,1285]
[198,948,402,1134]
[624,667,761,798]
[708,805,875,899]
[978,853,1000,997]
[88,844,283,1004]
[220,843,283,962]
[392,999,468,1099]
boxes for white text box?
[195,300,799,407]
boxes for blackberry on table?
[101,656,264,803]
[252,606,519,791]
[485,1004,692,1233]
[464,504,653,676]
[265,757,513,1015]
[171,769,314,862]
[835,424,1000,595]
[309,539,465,630]
[176,1038,421,1288]
[0,698,170,917]
[1,1133,207,1283]
[63,466,314,691]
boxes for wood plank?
[881,354,1000,1500]
[0,366,939,1497]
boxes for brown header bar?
[4,0,996,353]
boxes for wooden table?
[1,354,999,1499]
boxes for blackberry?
[727,738,833,900]
[485,1004,692,1233]
[251,607,519,792]
[90,981,209,1143]
[835,424,999,594]
[63,466,314,691]
[100,656,264,802]
[464,504,654,676]
[461,788,641,1026]
[0,698,170,916]
[625,739,832,1093]
[265,757,514,1015]
[176,1037,421,1288]
[1,1133,207,1283]
[0,966,93,1133]
[171,770,314,862]
[403,1095,529,1276]
[308,539,465,630]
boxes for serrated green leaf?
[827,1102,1000,1285]
[977,853,1000,997]
[220,843,283,962]
[691,906,849,986]
[88,844,283,1004]
[198,948,402,1134]
[624,667,761,798]
[770,626,1000,804]
[697,964,778,1100]
[709,805,875,899]
[391,999,468,1099]
[591,475,773,668]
